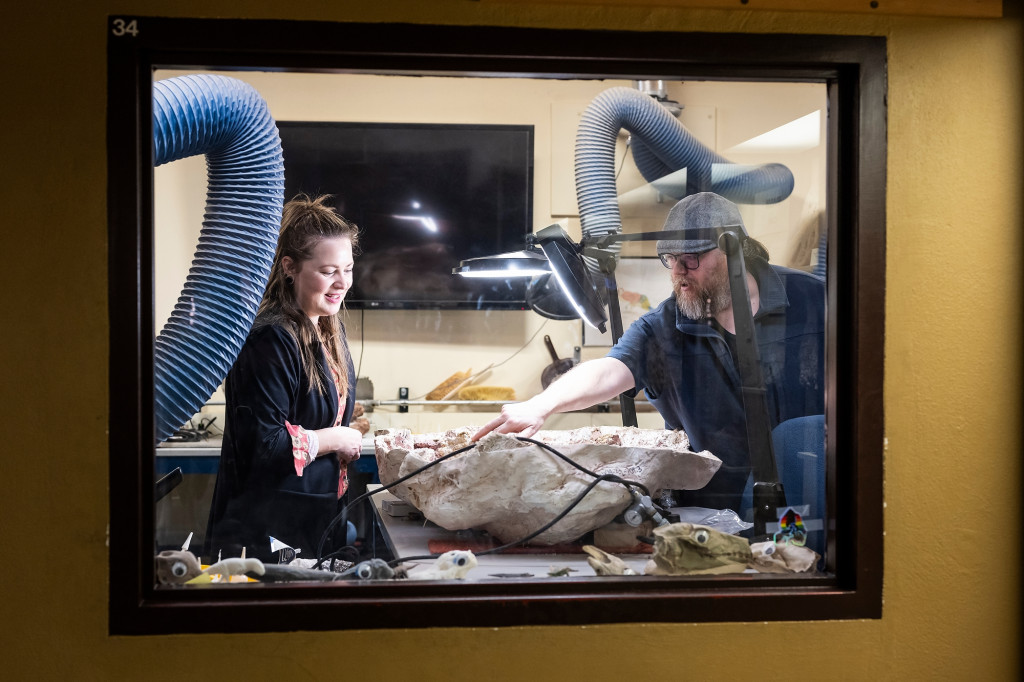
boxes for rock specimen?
[374,426,721,545]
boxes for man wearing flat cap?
[475,192,824,512]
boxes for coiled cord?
[313,436,651,570]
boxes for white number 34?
[111,18,139,37]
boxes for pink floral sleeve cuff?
[285,420,319,477]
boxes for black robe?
[204,322,357,562]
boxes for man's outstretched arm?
[471,357,635,441]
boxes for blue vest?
[608,260,825,511]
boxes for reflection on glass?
[154,72,827,587]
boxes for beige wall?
[2,2,1020,680]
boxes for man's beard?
[673,264,732,320]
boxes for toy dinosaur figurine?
[343,558,397,580]
[749,540,820,574]
[581,545,637,575]
[408,550,477,580]
[186,557,265,584]
[155,550,203,585]
[643,522,752,575]
[251,558,396,582]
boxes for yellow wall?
[2,2,1020,680]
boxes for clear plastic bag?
[674,506,753,535]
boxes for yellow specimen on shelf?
[457,385,516,401]
[425,369,472,400]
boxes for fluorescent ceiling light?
[392,214,439,233]
[727,110,820,153]
[617,168,689,208]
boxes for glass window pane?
[153,72,830,581]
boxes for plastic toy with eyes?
[154,550,203,585]
[409,550,478,580]
[345,558,397,580]
[643,522,753,575]
[242,557,397,582]
[186,557,266,584]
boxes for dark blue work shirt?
[607,259,824,511]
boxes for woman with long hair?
[205,194,363,562]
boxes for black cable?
[488,318,549,370]
[316,545,361,570]
[314,440,481,566]
[387,472,643,566]
[515,436,651,497]
[314,435,652,569]
[355,308,364,379]
[407,318,550,401]
[615,136,631,181]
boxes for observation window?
[108,16,885,634]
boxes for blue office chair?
[741,414,826,555]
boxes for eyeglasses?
[658,252,703,270]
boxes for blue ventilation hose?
[152,75,284,442]
[574,87,794,266]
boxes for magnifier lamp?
[452,249,551,279]
[455,223,693,427]
[455,223,787,536]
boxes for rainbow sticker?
[774,507,807,546]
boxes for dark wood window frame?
[107,16,885,635]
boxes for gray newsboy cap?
[656,192,747,255]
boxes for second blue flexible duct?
[152,74,284,442]
[574,86,794,266]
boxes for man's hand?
[472,399,550,442]
[471,357,635,442]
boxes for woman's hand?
[316,425,364,463]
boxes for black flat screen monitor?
[277,121,535,310]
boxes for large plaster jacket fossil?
[374,427,722,545]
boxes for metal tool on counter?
[155,467,183,502]
[541,335,576,388]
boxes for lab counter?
[155,441,221,551]
[366,484,652,579]
[157,439,222,474]
[154,436,380,552]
